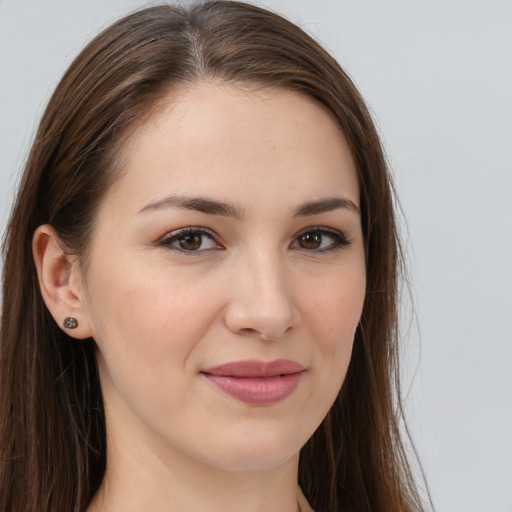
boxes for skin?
[34,82,366,512]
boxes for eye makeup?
[156,224,350,256]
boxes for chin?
[192,424,307,472]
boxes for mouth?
[201,359,304,406]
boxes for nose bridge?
[225,243,299,339]
[251,248,290,307]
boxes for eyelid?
[155,225,349,254]
[157,226,224,252]
[291,226,350,252]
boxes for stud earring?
[63,317,78,329]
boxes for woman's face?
[81,82,366,471]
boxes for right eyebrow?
[137,195,245,219]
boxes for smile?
[201,359,305,406]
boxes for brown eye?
[298,232,322,250]
[292,228,349,252]
[178,233,202,251]
[159,228,220,253]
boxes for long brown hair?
[1,2,429,511]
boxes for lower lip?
[203,372,303,405]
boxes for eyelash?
[157,227,222,254]
[293,226,350,253]
[157,226,350,254]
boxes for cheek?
[303,270,365,347]
[85,256,224,372]
[300,265,365,398]
[85,258,229,430]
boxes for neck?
[88,425,302,512]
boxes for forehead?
[105,81,359,215]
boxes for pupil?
[300,232,321,249]
[179,233,201,250]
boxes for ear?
[32,225,93,340]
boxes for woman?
[0,2,429,511]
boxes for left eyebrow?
[293,197,360,217]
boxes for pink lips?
[201,359,304,406]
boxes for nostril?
[239,327,259,336]
[223,295,300,341]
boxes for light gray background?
[1,1,511,511]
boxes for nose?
[223,251,300,341]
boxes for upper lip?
[201,359,304,378]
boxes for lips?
[201,359,304,405]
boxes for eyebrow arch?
[293,197,360,217]
[137,195,245,219]
[138,195,359,219]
